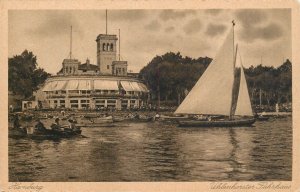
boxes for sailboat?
[175,22,255,127]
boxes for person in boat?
[35,119,47,132]
[13,115,28,133]
[153,113,160,121]
[68,119,77,130]
[134,112,140,119]
[51,118,61,131]
[13,115,21,129]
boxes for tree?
[140,51,292,108]
[8,50,50,98]
[139,52,211,106]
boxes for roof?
[120,81,149,92]
[78,63,99,71]
[42,79,148,92]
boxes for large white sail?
[234,53,253,116]
[175,28,235,115]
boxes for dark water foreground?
[9,117,292,181]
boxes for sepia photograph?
[7,8,293,182]
[1,1,299,191]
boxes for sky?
[8,9,291,74]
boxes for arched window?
[103,43,106,51]
[110,43,113,51]
[106,43,110,51]
[69,67,72,73]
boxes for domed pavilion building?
[34,33,149,110]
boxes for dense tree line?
[139,52,292,107]
[139,52,212,105]
[245,59,292,106]
[8,50,50,98]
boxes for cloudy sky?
[8,9,291,74]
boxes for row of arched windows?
[64,66,76,74]
[102,43,114,51]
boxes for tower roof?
[96,34,118,41]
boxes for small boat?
[9,126,82,139]
[176,21,255,127]
[76,116,113,124]
[159,114,189,122]
[178,118,255,127]
[255,116,269,121]
[113,116,125,122]
[28,129,82,140]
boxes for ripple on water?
[9,117,292,181]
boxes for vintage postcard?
[1,0,300,191]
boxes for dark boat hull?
[28,129,82,140]
[178,118,256,127]
[256,116,269,121]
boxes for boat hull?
[178,118,256,127]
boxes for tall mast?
[70,25,72,59]
[106,9,108,35]
[119,29,121,61]
[229,20,237,119]
[232,20,235,64]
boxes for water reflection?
[9,117,292,181]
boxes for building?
[35,32,149,110]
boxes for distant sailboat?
[175,22,255,127]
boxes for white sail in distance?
[175,28,235,115]
[234,51,253,116]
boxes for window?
[81,100,90,103]
[54,100,58,103]
[61,91,66,94]
[110,43,113,51]
[71,104,78,108]
[103,43,106,51]
[107,100,116,104]
[60,100,65,103]
[107,65,110,69]
[106,43,110,51]
[70,100,78,103]
[69,90,79,94]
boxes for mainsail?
[175,28,235,115]
[234,52,253,116]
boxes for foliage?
[139,52,212,104]
[8,50,50,98]
[245,59,292,105]
[140,52,292,106]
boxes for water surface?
[9,117,292,181]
